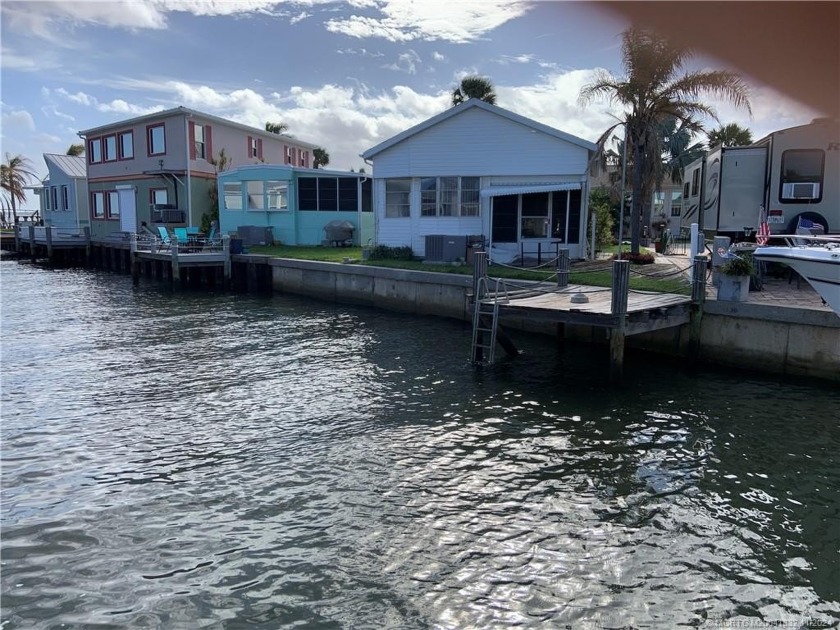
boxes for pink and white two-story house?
[77,106,319,237]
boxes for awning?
[480,182,581,198]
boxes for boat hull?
[754,245,840,315]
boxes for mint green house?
[218,165,374,246]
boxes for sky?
[0,0,823,209]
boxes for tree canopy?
[451,76,496,106]
[707,123,753,148]
[265,121,289,135]
[66,144,85,157]
[1,153,37,223]
[313,147,330,169]
[579,26,751,253]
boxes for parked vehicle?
[681,117,839,239]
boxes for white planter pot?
[717,274,750,301]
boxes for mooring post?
[83,227,91,265]
[223,235,231,288]
[45,226,54,264]
[130,233,140,285]
[14,223,21,252]
[171,237,180,283]
[689,255,708,367]
[472,250,488,301]
[28,225,36,262]
[610,259,630,382]
[556,248,570,288]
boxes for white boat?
[753,235,840,316]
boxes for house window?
[91,192,105,218]
[62,186,69,210]
[779,149,824,203]
[247,181,265,210]
[119,131,133,159]
[107,191,120,218]
[419,177,481,217]
[338,178,358,212]
[44,186,51,211]
[318,178,337,211]
[299,150,307,167]
[286,146,295,164]
[89,138,102,164]
[266,181,288,210]
[683,182,690,199]
[194,124,206,160]
[104,135,117,162]
[150,188,168,207]
[298,177,317,210]
[520,192,550,238]
[223,182,243,210]
[148,124,165,155]
[690,169,700,197]
[51,187,58,212]
[385,179,411,217]
[671,190,682,217]
[249,137,259,159]
[420,178,437,216]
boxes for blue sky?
[1,0,821,208]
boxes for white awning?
[480,182,582,198]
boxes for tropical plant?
[579,26,751,254]
[201,148,232,233]
[66,143,85,157]
[707,123,753,147]
[1,153,38,225]
[264,121,289,135]
[451,75,496,106]
[720,253,754,276]
[313,147,330,169]
[589,188,616,251]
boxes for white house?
[361,100,598,263]
[38,154,89,230]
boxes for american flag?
[756,206,770,245]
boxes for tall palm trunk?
[630,137,644,254]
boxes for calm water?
[1,259,839,629]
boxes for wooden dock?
[470,250,708,380]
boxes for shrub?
[614,252,655,265]
[720,253,754,276]
[367,245,414,261]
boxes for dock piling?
[610,259,630,381]
[556,248,569,288]
[689,255,708,367]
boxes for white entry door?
[117,186,137,233]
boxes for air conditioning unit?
[425,234,467,262]
[782,182,820,200]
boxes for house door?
[491,195,518,243]
[118,187,137,233]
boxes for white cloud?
[1,109,36,133]
[383,50,421,75]
[496,53,535,65]
[432,51,446,62]
[289,10,311,24]
[96,99,165,116]
[55,88,98,107]
[326,0,532,43]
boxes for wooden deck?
[489,284,692,334]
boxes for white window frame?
[119,131,133,159]
[89,138,102,164]
[246,181,265,210]
[194,124,206,160]
[148,124,166,155]
[223,182,243,210]
[92,191,105,218]
[62,186,69,210]
[418,176,481,217]
[104,135,117,162]
[266,181,289,211]
[385,179,411,218]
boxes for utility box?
[425,235,468,262]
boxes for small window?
[683,182,690,199]
[194,124,206,160]
[520,192,550,238]
[420,177,437,217]
[461,177,480,216]
[223,182,243,210]
[89,138,102,164]
[107,191,120,218]
[91,192,105,218]
[250,137,259,158]
[670,190,682,217]
[690,169,700,197]
[148,124,165,155]
[151,188,168,206]
[318,177,338,211]
[247,181,264,210]
[779,149,824,203]
[51,187,58,211]
[119,131,133,159]
[104,135,117,162]
[338,178,358,212]
[44,186,51,211]
[298,177,317,210]
[62,186,69,210]
[266,181,288,210]
[385,179,411,218]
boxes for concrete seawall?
[263,257,840,383]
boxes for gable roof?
[44,153,87,178]
[77,106,319,149]
[361,99,597,160]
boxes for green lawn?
[246,244,690,295]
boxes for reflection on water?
[2,260,839,628]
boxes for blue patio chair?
[156,226,172,250]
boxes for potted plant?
[717,253,754,301]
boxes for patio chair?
[156,226,172,250]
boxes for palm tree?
[313,147,330,169]
[1,153,38,225]
[580,27,751,253]
[265,121,289,135]
[707,123,753,147]
[66,143,85,157]
[451,76,496,106]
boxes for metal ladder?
[471,277,505,364]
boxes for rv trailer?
[681,117,839,239]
